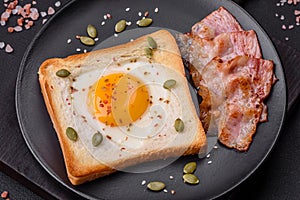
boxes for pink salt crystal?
[5,44,14,53]
[295,10,300,15]
[29,8,39,20]
[14,25,22,32]
[282,24,287,29]
[47,7,55,15]
[0,42,5,49]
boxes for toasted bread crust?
[38,30,206,185]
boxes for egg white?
[71,58,197,170]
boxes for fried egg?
[71,58,198,171]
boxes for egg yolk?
[93,73,149,127]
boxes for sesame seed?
[154,7,159,13]
[275,13,279,17]
[169,175,174,180]
[101,21,105,25]
[213,145,218,149]
[280,15,285,20]
[83,49,87,53]
[206,153,211,158]
[208,160,212,164]
[141,180,146,185]
[288,25,294,29]
[125,7,130,12]
[163,189,168,193]
[285,37,289,41]
[282,24,287,30]
[138,12,142,16]
[94,38,99,41]
[130,39,134,42]
[67,39,72,44]
[126,21,132,26]
[114,33,118,37]
[103,15,107,20]
[136,20,140,25]
[76,48,81,52]
[32,1,37,5]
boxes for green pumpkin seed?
[144,47,153,58]
[92,132,103,147]
[80,36,95,46]
[138,18,153,27]
[174,118,184,132]
[147,181,165,191]
[183,162,197,174]
[163,79,176,89]
[66,127,78,141]
[183,174,199,185]
[115,19,126,33]
[56,69,71,78]
[87,24,97,38]
[147,36,157,49]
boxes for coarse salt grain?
[141,180,146,185]
[130,39,134,42]
[0,42,5,49]
[1,191,8,199]
[42,18,47,24]
[55,1,61,7]
[40,11,47,17]
[47,6,55,15]
[295,10,300,15]
[14,25,22,32]
[280,15,285,20]
[288,25,294,29]
[5,44,13,53]
[126,21,131,26]
[282,24,287,29]
[32,1,37,5]
[285,37,289,41]
[275,13,279,17]
[171,190,176,195]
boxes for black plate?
[16,0,286,199]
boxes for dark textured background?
[1,0,300,199]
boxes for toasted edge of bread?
[38,30,206,185]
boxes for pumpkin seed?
[66,127,78,141]
[87,24,97,38]
[183,162,197,174]
[80,36,95,46]
[163,79,176,89]
[183,174,199,185]
[92,132,103,147]
[115,19,126,33]
[144,47,153,58]
[56,69,71,78]
[174,118,184,132]
[147,181,166,191]
[138,18,153,27]
[147,36,157,49]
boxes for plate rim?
[15,0,287,199]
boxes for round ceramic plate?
[16,0,286,199]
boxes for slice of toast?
[38,30,206,185]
